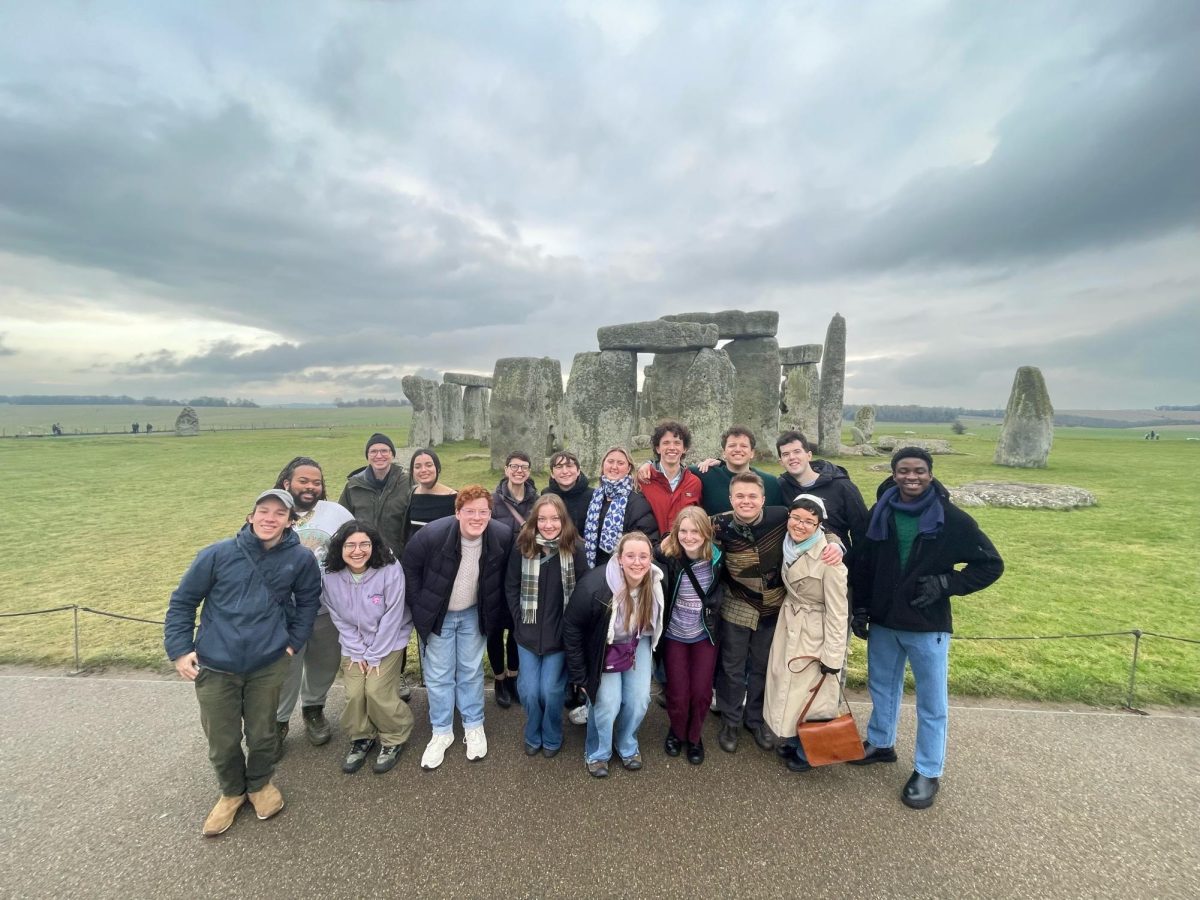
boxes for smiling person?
[403,448,458,544]
[271,456,354,761]
[642,426,783,515]
[401,485,514,770]
[774,431,868,550]
[541,451,592,535]
[338,433,413,560]
[505,494,589,758]
[322,520,414,776]
[583,445,660,570]
[487,451,539,706]
[563,532,665,778]
[848,448,1004,810]
[164,489,321,837]
[640,420,703,535]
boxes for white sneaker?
[464,726,488,761]
[420,732,455,770]
[568,704,588,725]
[709,689,718,713]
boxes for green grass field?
[1,417,1197,706]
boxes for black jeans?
[714,614,778,730]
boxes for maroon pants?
[662,636,719,744]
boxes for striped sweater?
[710,506,789,630]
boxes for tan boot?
[201,794,245,837]
[247,782,285,820]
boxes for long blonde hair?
[613,531,655,634]
[660,506,714,561]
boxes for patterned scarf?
[866,484,944,541]
[583,475,633,567]
[520,535,577,624]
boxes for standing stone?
[644,351,698,432]
[660,310,778,339]
[562,351,638,474]
[678,348,736,463]
[489,357,563,473]
[597,321,718,353]
[854,405,876,442]
[463,386,490,443]
[402,375,443,447]
[723,337,781,456]
[994,366,1054,468]
[780,365,820,440]
[817,313,847,456]
[439,382,465,442]
[174,406,199,436]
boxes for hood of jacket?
[545,472,591,501]
[782,458,851,493]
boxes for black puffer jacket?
[542,474,592,536]
[850,478,1003,633]
[778,459,869,549]
[562,565,617,702]
[400,516,513,641]
[584,489,661,568]
[505,544,591,655]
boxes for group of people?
[166,421,1002,837]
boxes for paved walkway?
[2,673,1196,899]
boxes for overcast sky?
[1,1,1196,408]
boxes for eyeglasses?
[367,449,392,457]
[788,516,820,528]
[507,463,531,472]
[460,510,492,519]
[344,541,373,551]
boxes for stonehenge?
[439,382,465,443]
[817,314,846,457]
[489,357,563,473]
[402,375,443,447]
[561,351,638,474]
[994,366,1054,468]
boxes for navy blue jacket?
[164,524,322,674]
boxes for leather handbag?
[789,655,865,766]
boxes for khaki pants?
[341,649,414,747]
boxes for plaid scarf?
[583,475,633,567]
[520,536,577,624]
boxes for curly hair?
[273,456,326,501]
[652,420,692,453]
[324,520,395,572]
[455,484,493,512]
[720,425,757,451]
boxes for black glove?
[912,574,952,610]
[850,611,869,640]
[819,662,841,676]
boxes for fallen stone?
[874,436,959,454]
[561,350,637,473]
[597,321,718,353]
[817,314,846,457]
[834,444,880,457]
[850,426,867,445]
[660,309,778,339]
[724,336,781,456]
[994,366,1054,469]
[444,371,494,389]
[779,344,823,366]
[458,454,489,461]
[951,481,1097,510]
[489,357,563,473]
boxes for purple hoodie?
[322,562,413,667]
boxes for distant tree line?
[334,397,409,407]
[0,394,258,408]
[1155,404,1200,411]
[843,404,1003,423]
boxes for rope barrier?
[0,605,75,618]
[77,607,165,626]
[955,631,1139,641]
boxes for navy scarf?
[866,484,944,542]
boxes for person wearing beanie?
[338,432,412,560]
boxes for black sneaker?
[272,721,289,764]
[848,742,898,766]
[372,743,403,775]
[302,705,332,746]
[342,738,377,774]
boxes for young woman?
[656,507,724,765]
[541,450,592,536]
[322,520,414,775]
[403,448,457,543]
[763,495,849,773]
[504,494,589,757]
[487,451,535,707]
[582,446,660,570]
[563,532,665,778]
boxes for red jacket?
[642,466,703,535]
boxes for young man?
[774,430,869,550]
[338,433,412,560]
[542,450,592,536]
[164,489,321,837]
[640,420,703,535]
[687,426,785,515]
[401,485,514,769]
[849,448,1003,810]
[272,457,354,760]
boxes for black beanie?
[365,432,396,458]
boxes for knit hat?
[365,433,396,457]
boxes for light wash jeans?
[516,646,567,752]
[585,636,653,764]
[864,624,950,778]
[422,608,486,736]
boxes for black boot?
[664,729,683,757]
[902,771,939,809]
[301,705,332,746]
[494,677,512,709]
[686,740,705,765]
[718,723,739,753]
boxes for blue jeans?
[865,624,950,778]
[516,646,567,751]
[422,608,486,735]
[585,636,652,764]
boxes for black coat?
[491,479,538,531]
[562,565,616,702]
[778,459,870,549]
[655,548,725,646]
[850,479,1003,633]
[586,490,661,568]
[400,516,513,641]
[505,545,591,655]
[541,474,592,536]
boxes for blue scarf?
[782,531,822,568]
[584,475,633,567]
[866,484,944,542]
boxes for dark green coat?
[338,464,412,559]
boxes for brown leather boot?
[201,794,245,837]
[247,782,285,820]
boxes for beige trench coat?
[763,534,850,739]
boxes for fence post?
[1124,629,1143,711]
[69,605,83,675]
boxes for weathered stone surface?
[854,405,876,442]
[779,344,823,366]
[402,375,443,447]
[817,314,847,456]
[643,351,698,432]
[723,337,781,456]
[597,321,718,353]
[174,406,199,436]
[561,351,637,473]
[444,371,493,389]
[835,443,880,457]
[489,357,563,473]
[952,481,1096,510]
[632,434,652,451]
[779,365,820,441]
[874,436,958,454]
[994,366,1054,469]
[439,382,465,442]
[660,310,778,339]
[851,426,867,445]
[677,348,736,462]
[463,386,489,443]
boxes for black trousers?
[715,614,778,730]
